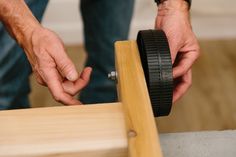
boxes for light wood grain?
[0,103,128,157]
[115,41,163,157]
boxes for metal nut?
[108,71,117,81]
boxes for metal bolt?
[108,71,117,81]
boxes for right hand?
[23,26,92,105]
[155,0,200,103]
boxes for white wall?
[191,0,236,39]
[42,0,236,45]
[42,0,83,45]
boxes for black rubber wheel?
[137,29,173,117]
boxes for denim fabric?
[80,0,135,104]
[0,0,48,110]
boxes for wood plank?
[115,41,163,157]
[0,103,128,157]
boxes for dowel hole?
[128,130,137,138]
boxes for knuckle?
[188,81,192,88]
[186,79,192,88]
[70,90,77,96]
[34,48,46,58]
[179,64,188,74]
[33,64,39,72]
[36,78,44,86]
[196,44,200,52]
[194,42,201,59]
[60,62,74,73]
[196,46,200,57]
[34,71,46,86]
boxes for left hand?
[155,0,200,103]
[24,26,92,105]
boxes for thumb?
[50,48,78,81]
[62,67,92,96]
[57,58,78,81]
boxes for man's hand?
[0,0,91,105]
[24,26,92,105]
[155,0,200,102]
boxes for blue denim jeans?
[0,0,48,110]
[0,0,134,109]
[79,0,134,104]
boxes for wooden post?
[0,41,163,157]
[115,41,163,157]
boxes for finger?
[62,67,92,95]
[48,42,78,81]
[32,68,46,86]
[173,69,192,103]
[43,68,82,105]
[35,73,46,86]
[173,36,200,78]
[32,64,46,86]
[173,49,198,78]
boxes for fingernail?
[67,71,78,81]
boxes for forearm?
[0,0,40,47]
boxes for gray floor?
[160,130,236,157]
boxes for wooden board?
[0,103,128,157]
[115,41,163,157]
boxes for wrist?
[17,20,42,48]
[0,0,42,47]
[158,0,189,12]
